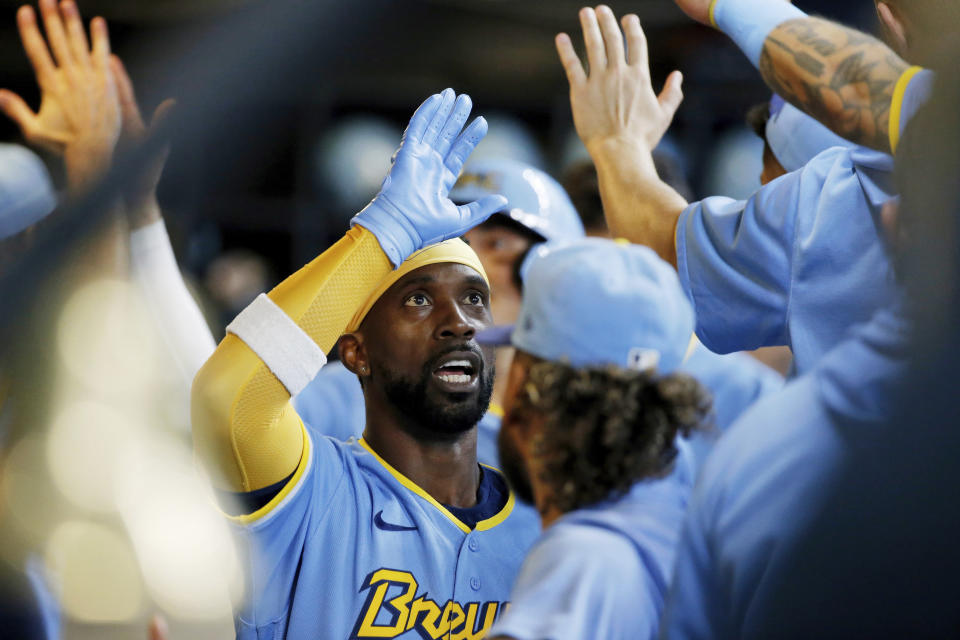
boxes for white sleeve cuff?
[226,294,326,397]
[712,0,806,67]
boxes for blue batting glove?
[351,89,508,267]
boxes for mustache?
[424,342,486,374]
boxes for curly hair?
[516,360,712,514]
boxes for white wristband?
[226,294,326,397]
[711,0,806,68]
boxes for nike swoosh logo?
[373,510,419,532]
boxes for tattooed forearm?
[758,17,909,152]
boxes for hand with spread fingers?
[557,5,684,155]
[351,88,507,267]
[0,0,121,190]
[554,5,688,266]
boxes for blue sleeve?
[234,431,349,636]
[681,344,782,433]
[489,526,660,640]
[677,147,896,371]
[676,180,802,354]
[293,361,366,441]
[659,486,728,640]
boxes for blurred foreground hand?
[0,0,120,190]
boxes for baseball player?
[659,90,947,639]
[294,157,586,466]
[473,238,709,640]
[719,62,960,636]
[191,89,542,639]
[556,5,902,374]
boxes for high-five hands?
[0,0,121,190]
[556,6,683,155]
[351,88,507,267]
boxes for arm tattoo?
[758,17,909,152]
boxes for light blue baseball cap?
[478,238,695,374]
[766,95,855,172]
[449,157,585,243]
[0,144,57,240]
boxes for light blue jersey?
[233,431,541,639]
[294,360,367,443]
[661,307,908,639]
[680,343,783,473]
[476,407,503,468]
[676,145,898,374]
[488,444,694,640]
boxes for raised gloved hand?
[351,88,507,267]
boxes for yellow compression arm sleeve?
[191,226,391,492]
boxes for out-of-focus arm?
[130,214,215,386]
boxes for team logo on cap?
[627,348,660,372]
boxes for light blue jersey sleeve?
[293,360,366,441]
[680,344,783,474]
[675,146,897,373]
[659,481,727,640]
[489,525,658,640]
[232,430,347,637]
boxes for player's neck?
[363,423,481,509]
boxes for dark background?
[0,0,879,292]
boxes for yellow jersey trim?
[488,403,505,418]
[226,420,311,526]
[358,438,514,534]
[476,463,515,531]
[682,333,700,365]
[889,66,924,154]
[708,0,720,28]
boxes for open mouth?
[431,351,481,390]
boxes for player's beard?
[496,426,535,505]
[379,348,494,441]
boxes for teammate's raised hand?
[0,0,121,189]
[557,6,683,154]
[351,88,507,267]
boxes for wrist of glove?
[351,195,423,268]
